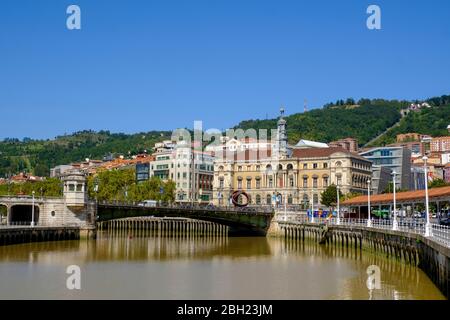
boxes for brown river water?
[0,231,445,300]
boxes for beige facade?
[213,147,372,208]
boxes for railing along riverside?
[277,214,450,248]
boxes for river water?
[0,232,445,300]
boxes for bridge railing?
[98,200,274,214]
[277,214,450,248]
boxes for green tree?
[428,178,450,189]
[34,163,50,177]
[87,168,175,203]
[321,184,343,208]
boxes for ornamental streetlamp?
[367,179,372,227]
[423,156,432,237]
[392,171,398,231]
[31,190,35,227]
[336,183,341,225]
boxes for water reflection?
[0,233,445,300]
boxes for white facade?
[150,142,215,203]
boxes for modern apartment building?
[359,146,412,190]
[149,141,214,203]
[431,136,450,153]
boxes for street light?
[310,188,314,223]
[367,179,372,227]
[423,156,432,237]
[336,183,340,225]
[31,190,35,227]
[392,171,398,231]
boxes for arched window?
[288,194,293,204]
[287,163,294,170]
[256,194,261,205]
[266,194,271,205]
[278,164,283,170]
[313,194,319,204]
[302,194,309,203]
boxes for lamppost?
[31,190,35,227]
[336,183,340,225]
[392,171,398,231]
[310,188,314,223]
[367,179,372,227]
[423,156,432,237]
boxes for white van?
[138,200,157,207]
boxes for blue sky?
[0,0,449,139]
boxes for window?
[337,176,342,186]
[289,176,294,187]
[238,166,242,171]
[303,163,308,169]
[313,177,318,188]
[288,195,293,204]
[76,184,82,192]
[246,179,251,189]
[313,163,318,169]
[323,177,329,187]
[266,194,271,205]
[256,194,261,205]
[323,163,328,168]
[256,179,261,189]
[68,184,75,191]
[247,165,251,171]
[268,178,273,188]
[238,180,242,189]
[256,165,260,171]
[219,179,224,189]
[303,177,308,188]
[182,172,187,179]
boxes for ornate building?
[212,109,372,207]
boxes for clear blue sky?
[1,0,449,139]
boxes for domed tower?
[62,170,87,208]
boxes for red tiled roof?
[292,147,366,160]
[342,186,450,206]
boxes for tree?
[428,178,450,189]
[34,163,50,177]
[321,184,343,208]
[382,182,408,194]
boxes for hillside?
[236,100,406,145]
[369,104,450,146]
[0,130,172,177]
[0,95,448,178]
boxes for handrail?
[97,201,274,214]
[277,214,450,248]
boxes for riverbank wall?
[0,226,96,246]
[269,218,449,298]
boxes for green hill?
[369,103,450,146]
[1,95,449,178]
[0,130,171,177]
[236,99,406,145]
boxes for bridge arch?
[9,204,40,225]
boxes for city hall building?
[212,110,372,208]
